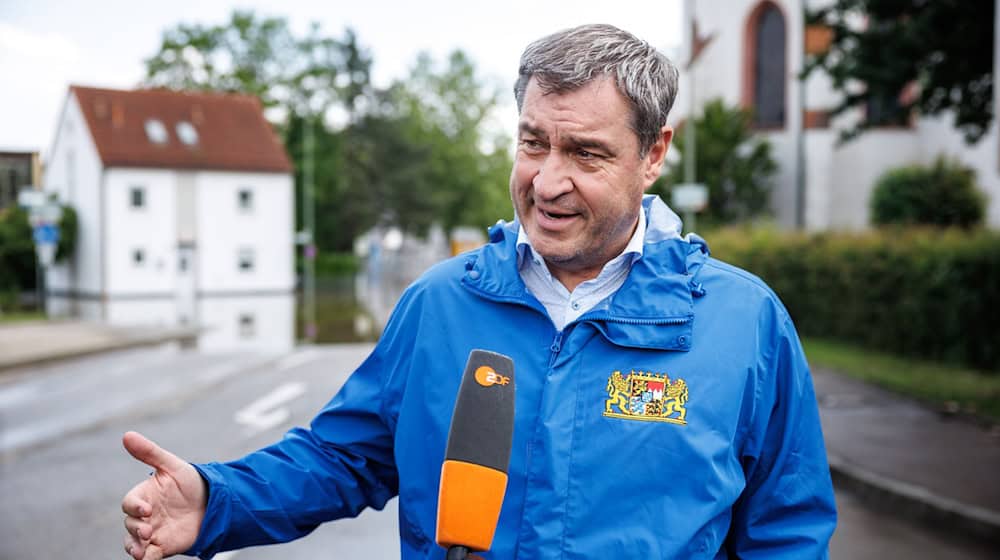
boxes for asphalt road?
[1,344,996,559]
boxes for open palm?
[122,431,206,560]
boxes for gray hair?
[514,24,680,156]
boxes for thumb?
[123,431,187,474]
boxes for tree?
[144,11,371,121]
[655,99,777,225]
[805,0,994,143]
[145,12,512,251]
[378,51,512,234]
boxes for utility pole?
[303,116,317,342]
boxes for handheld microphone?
[436,349,515,558]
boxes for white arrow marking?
[234,382,307,436]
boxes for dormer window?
[176,121,199,146]
[144,119,168,144]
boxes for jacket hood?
[464,195,710,350]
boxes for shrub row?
[708,227,1000,373]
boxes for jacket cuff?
[184,462,233,559]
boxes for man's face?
[510,76,671,289]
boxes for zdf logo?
[474,366,510,387]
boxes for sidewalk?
[0,320,198,373]
[813,366,1000,544]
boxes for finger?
[142,543,165,560]
[124,515,151,541]
[122,484,152,517]
[124,534,145,560]
[123,431,187,474]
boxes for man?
[122,24,837,559]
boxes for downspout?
[795,4,808,229]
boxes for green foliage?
[805,0,994,143]
[146,12,512,252]
[312,252,360,277]
[55,204,77,262]
[803,337,1000,423]
[144,12,370,119]
[656,99,777,226]
[376,51,512,234]
[870,157,986,228]
[709,227,1000,372]
[0,203,78,310]
[0,207,35,307]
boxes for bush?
[709,227,1000,372]
[870,157,986,228]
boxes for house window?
[238,188,254,212]
[144,119,169,144]
[238,248,255,272]
[239,313,256,338]
[130,186,145,209]
[746,2,787,128]
[176,121,199,146]
[132,248,145,267]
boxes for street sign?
[33,223,60,245]
[671,183,709,213]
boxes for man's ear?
[642,125,674,188]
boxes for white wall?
[684,0,805,227]
[43,93,104,297]
[828,130,922,229]
[194,171,294,294]
[197,294,295,353]
[803,129,837,230]
[104,168,177,295]
[104,298,177,327]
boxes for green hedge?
[708,227,1000,373]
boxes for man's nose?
[532,153,573,200]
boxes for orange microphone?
[436,350,515,560]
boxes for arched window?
[744,2,787,128]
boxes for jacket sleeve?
[184,289,421,559]
[727,312,837,558]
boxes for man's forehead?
[517,77,634,142]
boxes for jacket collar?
[462,196,709,350]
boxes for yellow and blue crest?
[603,370,689,425]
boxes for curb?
[0,329,199,373]
[828,453,1000,546]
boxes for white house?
[675,0,1000,230]
[43,85,295,352]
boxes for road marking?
[275,348,320,372]
[234,382,308,436]
[0,384,41,409]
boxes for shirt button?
[571,301,580,310]
[468,270,480,280]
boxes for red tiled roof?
[70,85,293,173]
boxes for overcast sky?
[0,0,684,156]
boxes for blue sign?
[33,223,60,245]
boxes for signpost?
[671,182,708,234]
[19,189,62,313]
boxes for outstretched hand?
[121,431,207,560]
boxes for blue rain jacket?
[188,196,837,559]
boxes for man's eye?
[520,139,545,150]
[576,149,596,159]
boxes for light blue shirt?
[516,209,647,331]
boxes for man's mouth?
[540,208,577,220]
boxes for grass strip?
[803,337,1000,424]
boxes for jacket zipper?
[548,331,564,367]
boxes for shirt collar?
[516,207,646,272]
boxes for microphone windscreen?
[436,349,515,552]
[445,349,515,471]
